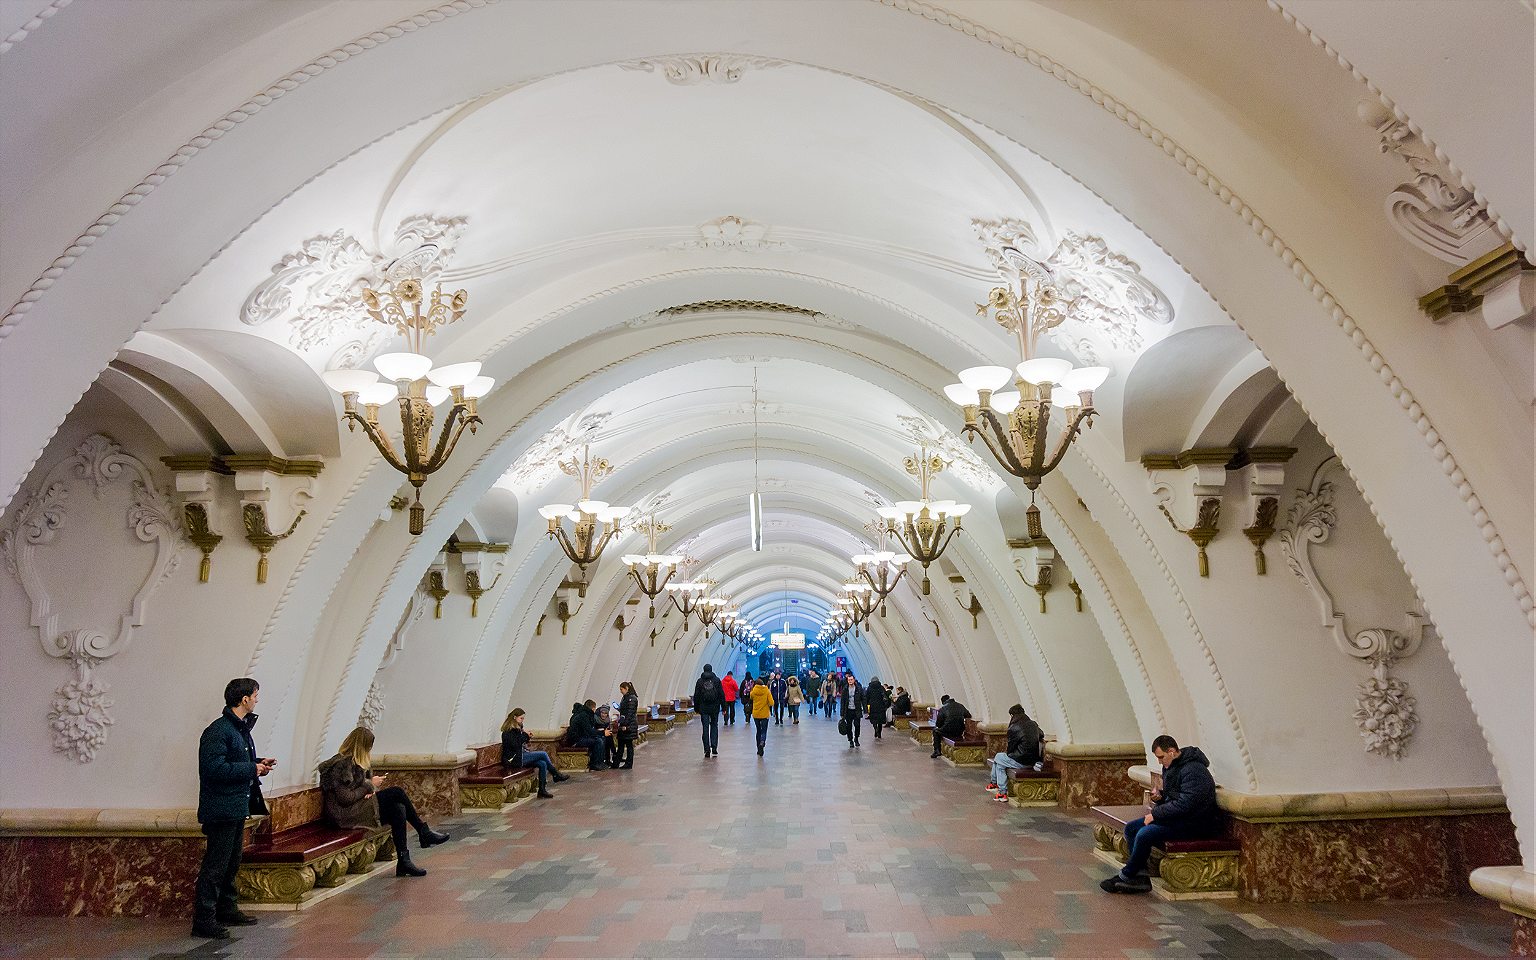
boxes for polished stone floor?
[2,712,1516,958]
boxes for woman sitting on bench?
[319,727,451,878]
[502,708,568,799]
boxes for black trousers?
[616,735,635,766]
[193,819,245,925]
[701,711,719,753]
[723,700,737,724]
[844,713,861,744]
[377,785,427,856]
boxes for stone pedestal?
[371,751,474,820]
[980,721,1008,758]
[1046,742,1145,808]
[1471,866,1536,956]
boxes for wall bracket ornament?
[229,456,320,583]
[452,541,507,617]
[1280,457,1428,759]
[2,434,181,762]
[1068,578,1083,612]
[161,455,233,583]
[1145,449,1234,577]
[1009,504,1056,613]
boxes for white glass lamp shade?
[1050,389,1079,408]
[424,385,451,407]
[464,376,495,399]
[943,383,980,406]
[990,390,1022,414]
[895,500,923,516]
[597,506,631,523]
[426,361,481,388]
[1060,365,1110,393]
[957,365,1013,393]
[577,499,608,515]
[655,554,683,566]
[664,582,685,592]
[374,352,433,383]
[948,502,973,518]
[538,503,573,520]
[621,554,644,566]
[1016,357,1074,386]
[358,382,400,406]
[876,505,903,520]
[322,369,379,395]
[892,553,913,565]
[851,553,874,565]
[872,551,895,563]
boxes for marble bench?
[1089,803,1239,900]
[940,718,987,767]
[1005,765,1061,806]
[459,742,539,809]
[236,787,394,905]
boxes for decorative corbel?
[161,455,232,583]
[1144,448,1234,577]
[1068,579,1083,612]
[453,541,508,617]
[1416,242,1534,326]
[949,575,984,628]
[536,614,547,636]
[1008,501,1056,612]
[615,599,639,642]
[919,607,940,638]
[556,579,583,635]
[228,456,321,584]
[1234,447,1293,575]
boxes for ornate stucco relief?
[1279,457,1427,759]
[496,412,612,495]
[1357,101,1495,266]
[896,414,1004,493]
[667,216,796,253]
[1,435,182,761]
[241,215,467,353]
[973,217,1174,358]
[619,55,785,85]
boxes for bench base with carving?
[1150,848,1240,900]
[236,827,392,906]
[908,724,934,746]
[940,740,986,767]
[1008,774,1061,807]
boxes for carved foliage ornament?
[497,412,612,495]
[668,216,795,253]
[241,215,467,353]
[1,435,181,761]
[897,414,1003,493]
[619,55,785,85]
[1279,457,1425,759]
[972,217,1174,358]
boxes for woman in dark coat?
[318,727,450,877]
[615,681,639,769]
[864,677,890,740]
[840,675,866,748]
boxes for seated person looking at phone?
[319,726,451,877]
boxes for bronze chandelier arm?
[1037,409,1097,477]
[970,409,1028,477]
[347,411,409,475]
[551,525,598,567]
[423,405,481,474]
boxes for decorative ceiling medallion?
[896,414,1004,493]
[242,215,468,352]
[497,412,611,495]
[619,54,785,86]
[668,216,796,253]
[972,217,1173,356]
[1357,101,1494,266]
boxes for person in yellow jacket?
[750,680,775,758]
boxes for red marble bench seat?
[1004,763,1061,805]
[1088,803,1238,899]
[939,718,986,766]
[244,823,368,864]
[460,764,537,809]
[236,807,393,905]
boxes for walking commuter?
[502,708,568,798]
[786,676,804,723]
[805,668,821,713]
[822,675,838,718]
[739,673,756,731]
[614,682,639,769]
[770,672,788,725]
[986,704,1042,801]
[841,674,866,748]
[694,663,725,758]
[319,727,450,879]
[750,676,775,757]
[191,678,272,940]
[721,670,739,726]
[865,677,890,740]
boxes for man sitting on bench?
[930,694,971,758]
[1100,734,1218,894]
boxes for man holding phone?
[192,678,274,939]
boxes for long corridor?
[4,714,1513,959]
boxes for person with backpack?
[739,673,756,732]
[694,663,725,759]
[822,675,838,718]
[721,670,740,727]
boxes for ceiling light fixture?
[880,447,970,595]
[321,278,490,535]
[538,444,632,595]
[748,367,763,552]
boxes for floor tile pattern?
[1,714,1515,958]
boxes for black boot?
[419,827,450,847]
[537,788,554,799]
[396,855,427,877]
[191,921,231,939]
[552,771,570,783]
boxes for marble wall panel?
[471,742,500,769]
[1055,757,1144,809]
[370,767,466,820]
[259,786,323,835]
[1449,812,1522,886]
[1513,914,1533,956]
[0,835,206,917]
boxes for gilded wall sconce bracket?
[426,570,449,619]
[1068,578,1083,612]
[242,503,306,585]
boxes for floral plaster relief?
[1,435,181,762]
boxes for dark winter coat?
[935,700,971,739]
[840,683,866,717]
[1151,746,1219,827]
[618,691,640,739]
[568,703,601,743]
[693,669,724,715]
[317,754,380,829]
[892,692,912,716]
[501,727,528,767]
[197,707,268,823]
[1006,716,1043,765]
[769,677,788,702]
[864,680,889,719]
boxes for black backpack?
[700,675,720,704]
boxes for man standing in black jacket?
[694,664,724,759]
[931,695,971,758]
[191,678,273,940]
[1101,735,1220,894]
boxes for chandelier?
[620,514,682,618]
[698,595,729,641]
[321,279,493,535]
[665,577,711,626]
[880,447,970,595]
[854,520,911,617]
[946,256,1109,495]
[538,444,632,594]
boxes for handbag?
[838,717,850,736]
